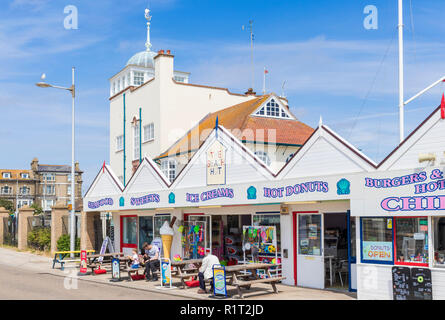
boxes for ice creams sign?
[365,169,445,212]
[206,140,226,185]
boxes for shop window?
[298,214,322,256]
[122,216,137,246]
[433,217,445,267]
[394,217,428,266]
[139,216,154,251]
[361,217,393,264]
[154,214,171,239]
[253,213,281,252]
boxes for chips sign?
[80,250,87,274]
[213,265,227,297]
[207,140,226,185]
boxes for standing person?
[197,252,220,294]
[142,242,160,281]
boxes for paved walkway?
[0,247,355,300]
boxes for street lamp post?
[36,68,76,258]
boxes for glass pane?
[350,217,356,259]
[188,215,210,250]
[298,214,322,256]
[154,215,171,239]
[361,218,393,262]
[434,217,445,267]
[395,218,428,264]
[253,214,281,251]
[139,216,153,251]
[122,217,137,245]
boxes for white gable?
[172,126,274,189]
[252,94,294,119]
[124,158,170,194]
[84,165,123,198]
[279,125,376,179]
[379,108,445,171]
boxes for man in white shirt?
[197,252,220,294]
[142,242,160,281]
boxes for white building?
[109,9,270,186]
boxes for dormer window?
[254,98,291,119]
[255,151,271,167]
[21,173,29,179]
[2,172,11,179]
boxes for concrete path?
[0,247,355,300]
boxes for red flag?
[102,161,106,173]
[264,69,269,74]
[441,93,445,120]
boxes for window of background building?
[143,123,154,142]
[361,217,393,263]
[45,185,55,195]
[116,135,124,152]
[43,173,55,181]
[20,186,30,195]
[2,172,11,179]
[1,186,11,194]
[134,72,144,86]
[254,151,271,166]
[21,173,29,179]
[161,159,176,182]
[395,217,428,266]
[255,99,290,119]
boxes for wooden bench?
[52,250,95,271]
[87,253,124,274]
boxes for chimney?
[74,161,80,173]
[245,88,256,96]
[30,158,38,172]
[167,50,171,55]
[154,49,174,81]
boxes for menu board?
[411,268,432,300]
[392,266,411,300]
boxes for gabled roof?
[277,122,377,179]
[156,94,314,159]
[84,164,123,198]
[378,105,445,170]
[171,125,275,189]
[123,157,170,193]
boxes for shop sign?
[207,140,226,185]
[362,241,393,262]
[186,188,234,203]
[130,194,160,206]
[263,181,329,199]
[366,169,445,213]
[88,198,113,209]
[213,265,227,297]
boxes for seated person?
[142,242,160,281]
[128,248,140,269]
[197,252,220,294]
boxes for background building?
[0,158,83,213]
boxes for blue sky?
[1,0,445,192]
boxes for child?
[129,248,140,269]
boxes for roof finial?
[145,8,152,51]
[319,116,323,127]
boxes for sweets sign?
[207,140,226,185]
[365,168,445,213]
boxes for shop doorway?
[120,215,137,256]
[293,211,356,291]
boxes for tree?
[0,199,14,214]
[30,203,43,216]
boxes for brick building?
[0,158,83,213]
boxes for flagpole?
[263,67,266,95]
[398,0,405,143]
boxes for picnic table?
[87,252,125,274]
[224,263,285,299]
[52,250,95,271]
[171,258,203,288]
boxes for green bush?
[27,227,51,251]
[57,234,80,252]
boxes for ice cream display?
[160,217,176,259]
